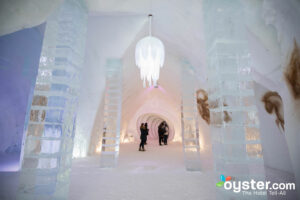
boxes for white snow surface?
[69,142,216,200]
[0,142,297,199]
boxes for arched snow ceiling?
[86,0,206,73]
[1,0,295,81]
[0,0,206,74]
[2,0,297,145]
[0,0,63,36]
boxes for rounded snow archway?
[136,113,175,142]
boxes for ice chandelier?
[135,14,165,87]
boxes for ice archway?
[136,113,175,142]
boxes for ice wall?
[73,15,146,157]
[17,0,88,199]
[0,24,44,171]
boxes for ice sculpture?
[99,59,122,168]
[17,0,87,199]
[203,0,266,199]
[181,61,201,171]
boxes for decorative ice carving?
[196,89,210,124]
[285,40,300,99]
[261,91,284,132]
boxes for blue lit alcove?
[0,23,45,172]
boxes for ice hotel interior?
[0,0,300,199]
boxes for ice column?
[203,1,266,199]
[17,0,87,199]
[181,61,201,171]
[99,59,122,168]
[208,41,266,199]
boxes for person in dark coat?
[144,123,149,145]
[163,125,169,145]
[139,123,148,151]
[139,123,144,151]
[140,123,144,135]
[158,122,165,146]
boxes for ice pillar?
[17,0,87,199]
[181,61,201,171]
[208,41,266,199]
[203,0,266,199]
[99,59,122,168]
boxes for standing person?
[144,123,149,145]
[164,125,169,145]
[158,122,165,146]
[139,123,145,151]
[139,123,148,151]
[140,123,144,135]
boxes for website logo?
[216,174,232,187]
[216,174,296,197]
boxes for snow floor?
[69,142,216,200]
[0,142,297,200]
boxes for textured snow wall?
[17,0,87,199]
[253,83,293,173]
[73,15,147,158]
[261,0,300,198]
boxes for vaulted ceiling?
[2,0,299,148]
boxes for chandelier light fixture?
[135,14,165,87]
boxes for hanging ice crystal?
[17,0,87,199]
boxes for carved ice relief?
[262,91,284,133]
[223,103,232,123]
[196,89,210,124]
[285,40,300,99]
[196,89,232,124]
